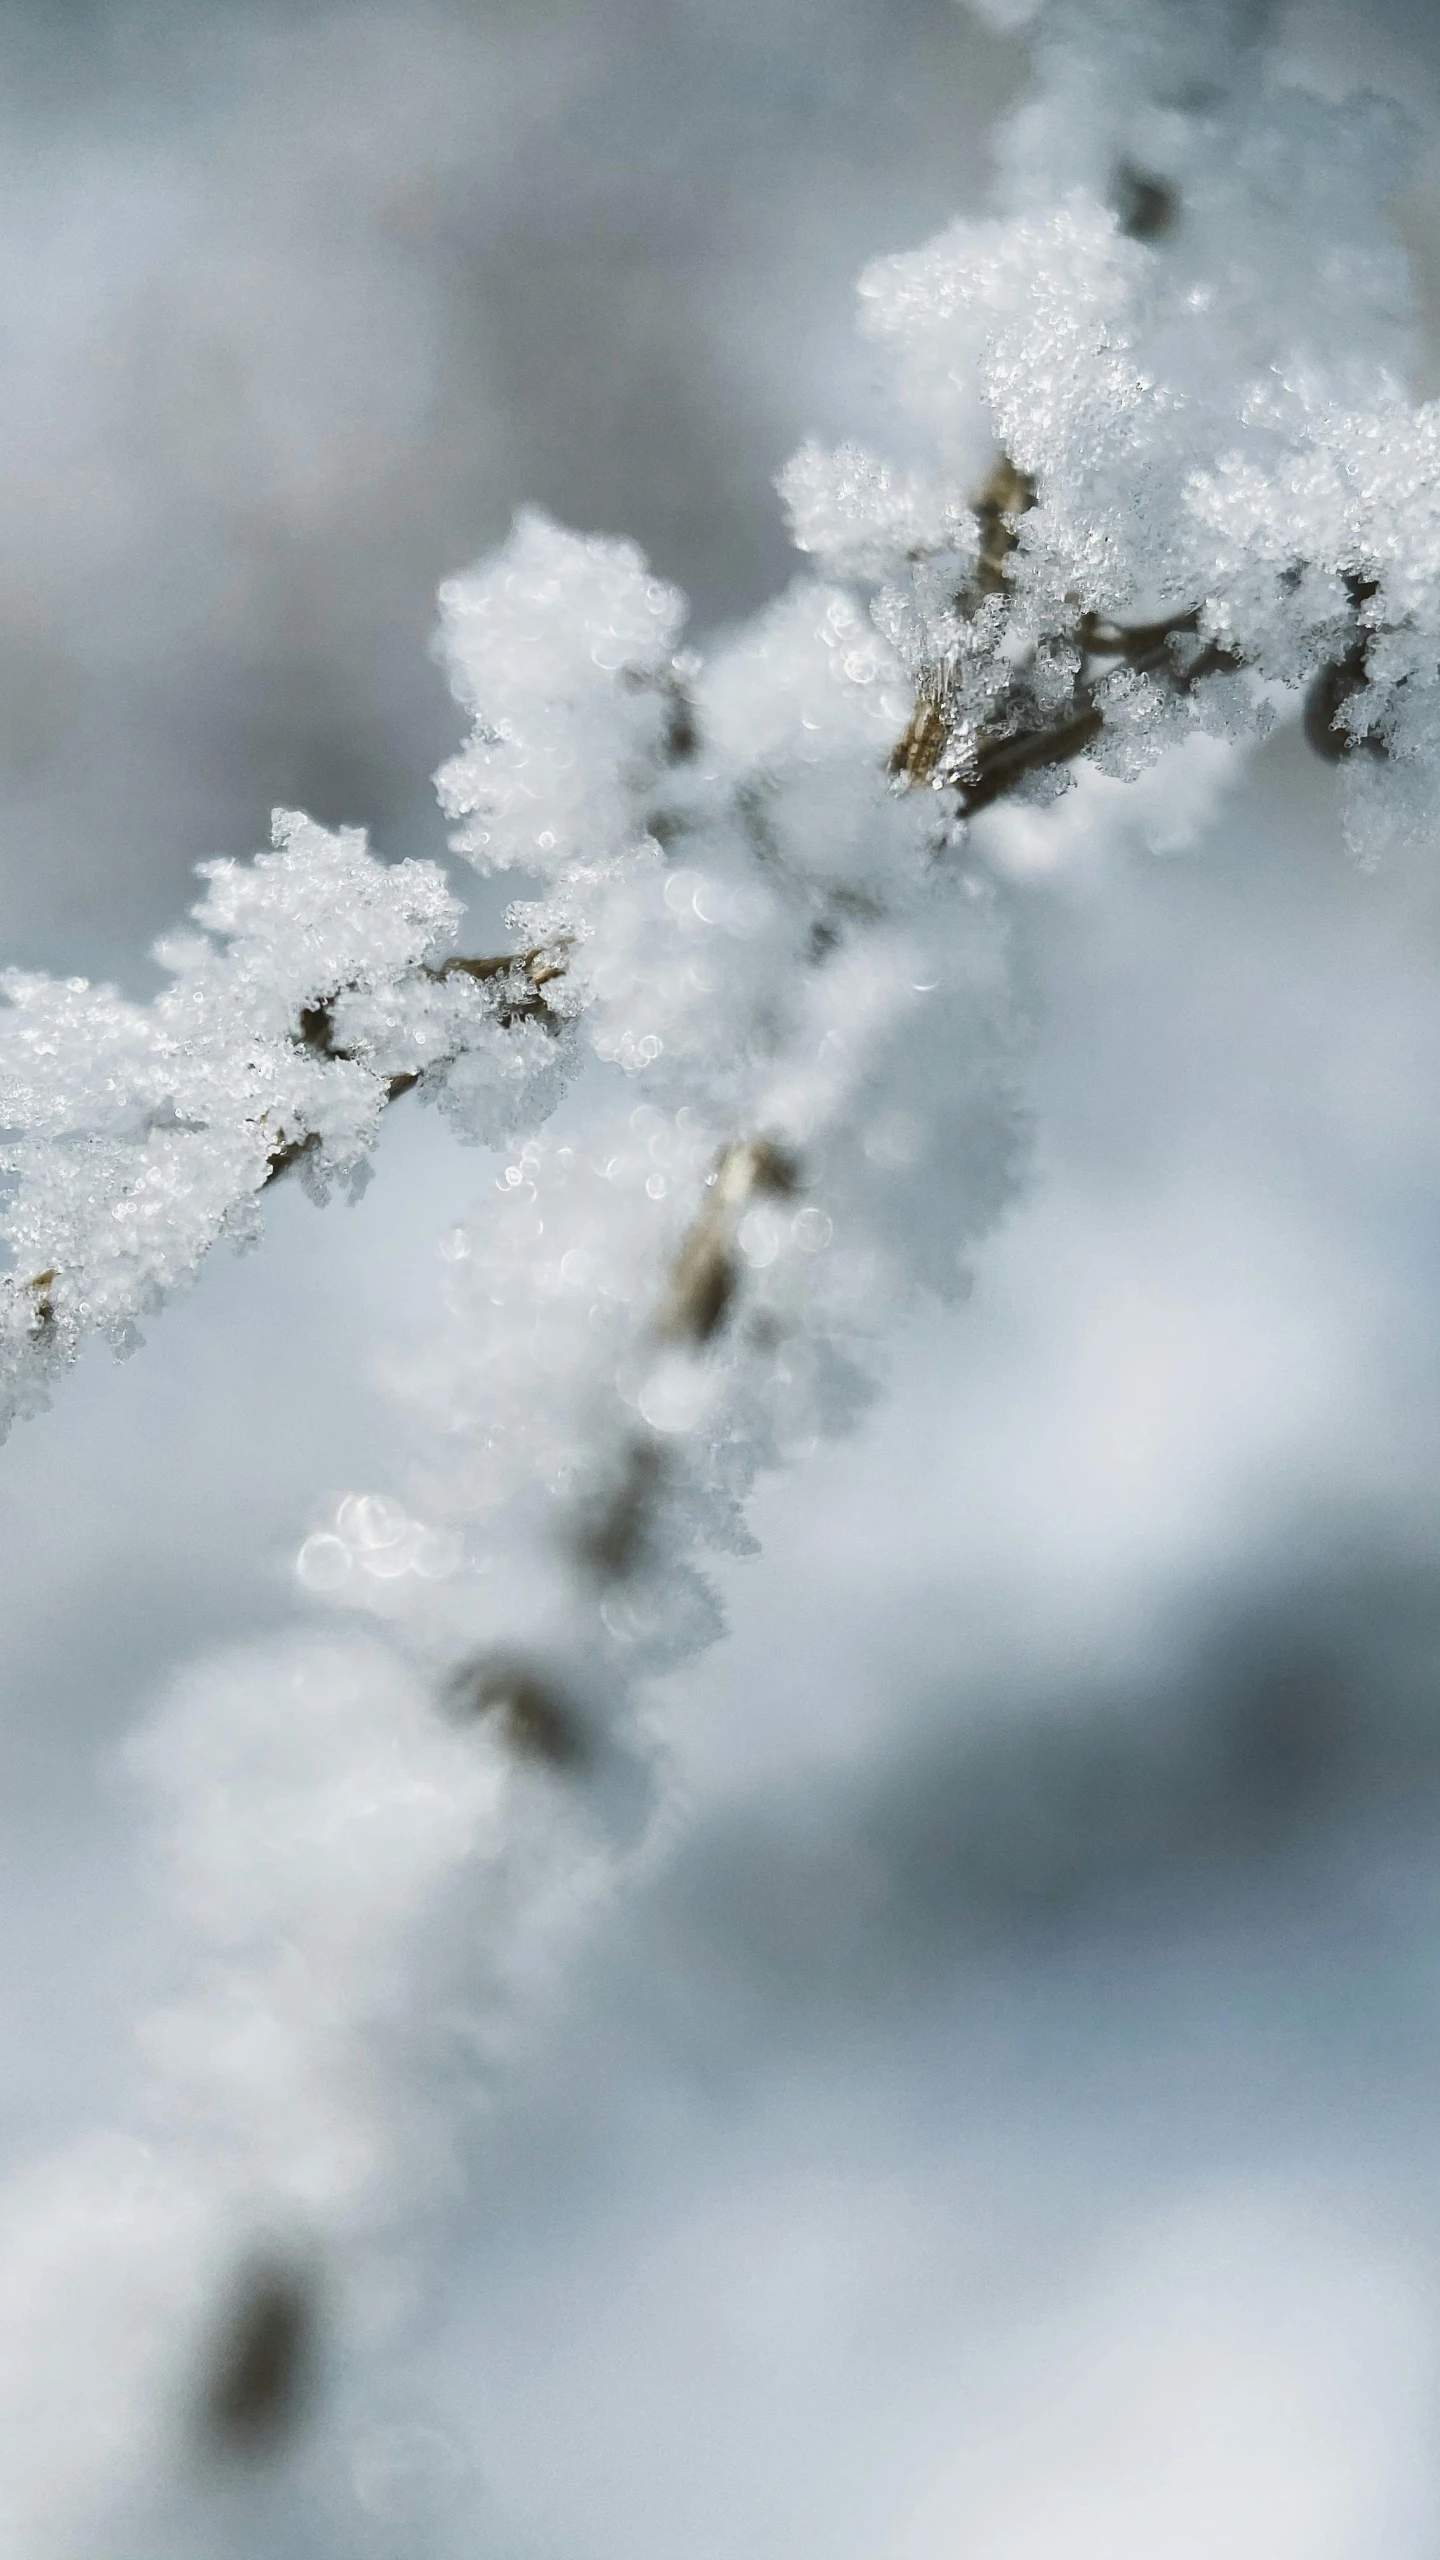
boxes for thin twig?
[264,943,572,1187]
[657,1137,800,1349]
[890,467,1258,812]
[1303,574,1387,761]
[956,702,1105,817]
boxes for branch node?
[446,1656,587,1767]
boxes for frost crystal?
[434,507,689,880]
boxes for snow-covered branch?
[4,0,1440,2545]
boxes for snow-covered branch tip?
[0,813,580,1439]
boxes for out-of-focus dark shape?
[448,1654,587,1768]
[1303,652,1389,761]
[615,1558,1440,2050]
[577,1435,665,1584]
[1113,161,1180,240]
[1303,572,1389,760]
[1215,1645,1355,1838]
[198,2250,318,2457]
[623,661,700,764]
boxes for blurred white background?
[8,3,1440,2552]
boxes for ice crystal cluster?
[0,0,1434,2547]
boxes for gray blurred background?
[10,3,1440,2554]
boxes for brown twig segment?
[445,1147,803,1764]
[559,1141,803,1607]
[657,1137,800,1348]
[956,701,1105,817]
[888,682,949,787]
[951,604,1243,817]
[1078,607,1245,693]
[889,463,1254,818]
[22,1268,56,1333]
[297,945,569,1063]
[262,941,573,1190]
[427,943,569,1028]
[973,455,1038,597]
[263,1131,322,1187]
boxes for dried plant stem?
[889,463,1388,814]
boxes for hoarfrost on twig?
[2,0,1439,2545]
